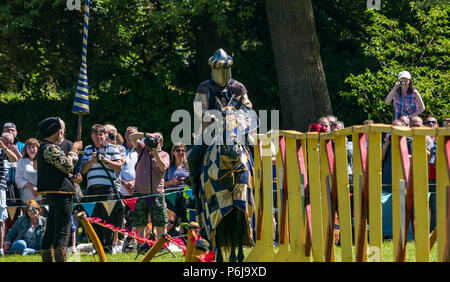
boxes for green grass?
[0,250,186,262]
[332,240,439,262]
[0,241,438,262]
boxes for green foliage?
[0,0,277,147]
[339,2,450,123]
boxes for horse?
[195,96,257,262]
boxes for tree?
[265,0,333,131]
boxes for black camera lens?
[144,136,158,148]
[108,133,116,140]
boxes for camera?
[108,133,116,140]
[144,135,159,149]
[399,81,407,85]
[97,151,106,162]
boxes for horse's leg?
[237,210,245,262]
[237,240,244,262]
[229,242,237,262]
[216,242,223,262]
[228,209,241,262]
[215,223,224,262]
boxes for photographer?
[129,131,169,239]
[81,124,123,253]
[385,70,425,120]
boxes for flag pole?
[72,0,90,174]
[77,114,83,142]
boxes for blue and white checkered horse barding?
[196,131,256,250]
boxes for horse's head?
[220,100,243,165]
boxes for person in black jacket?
[36,117,82,262]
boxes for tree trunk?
[265,0,333,132]
[191,14,225,80]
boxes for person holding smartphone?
[385,70,425,120]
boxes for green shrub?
[339,2,450,123]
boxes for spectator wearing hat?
[3,200,46,256]
[0,132,20,256]
[2,122,24,155]
[385,70,425,120]
[36,117,82,262]
[2,123,24,213]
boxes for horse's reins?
[216,98,247,182]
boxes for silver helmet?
[208,48,233,87]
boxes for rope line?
[86,216,187,251]
[2,188,191,208]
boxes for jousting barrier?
[78,211,213,262]
[245,124,450,262]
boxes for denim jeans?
[8,240,36,256]
[42,194,73,250]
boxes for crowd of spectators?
[0,120,191,257]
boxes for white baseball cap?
[398,71,411,80]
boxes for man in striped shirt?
[0,132,20,256]
[81,124,123,253]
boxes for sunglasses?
[174,148,185,153]
[27,207,38,213]
[425,121,437,125]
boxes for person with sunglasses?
[424,116,439,142]
[424,116,439,128]
[164,142,190,236]
[442,118,450,127]
[385,71,425,120]
[165,142,189,190]
[3,200,46,256]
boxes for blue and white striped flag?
[72,0,90,114]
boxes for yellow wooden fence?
[245,124,450,262]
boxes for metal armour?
[209,48,233,87]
